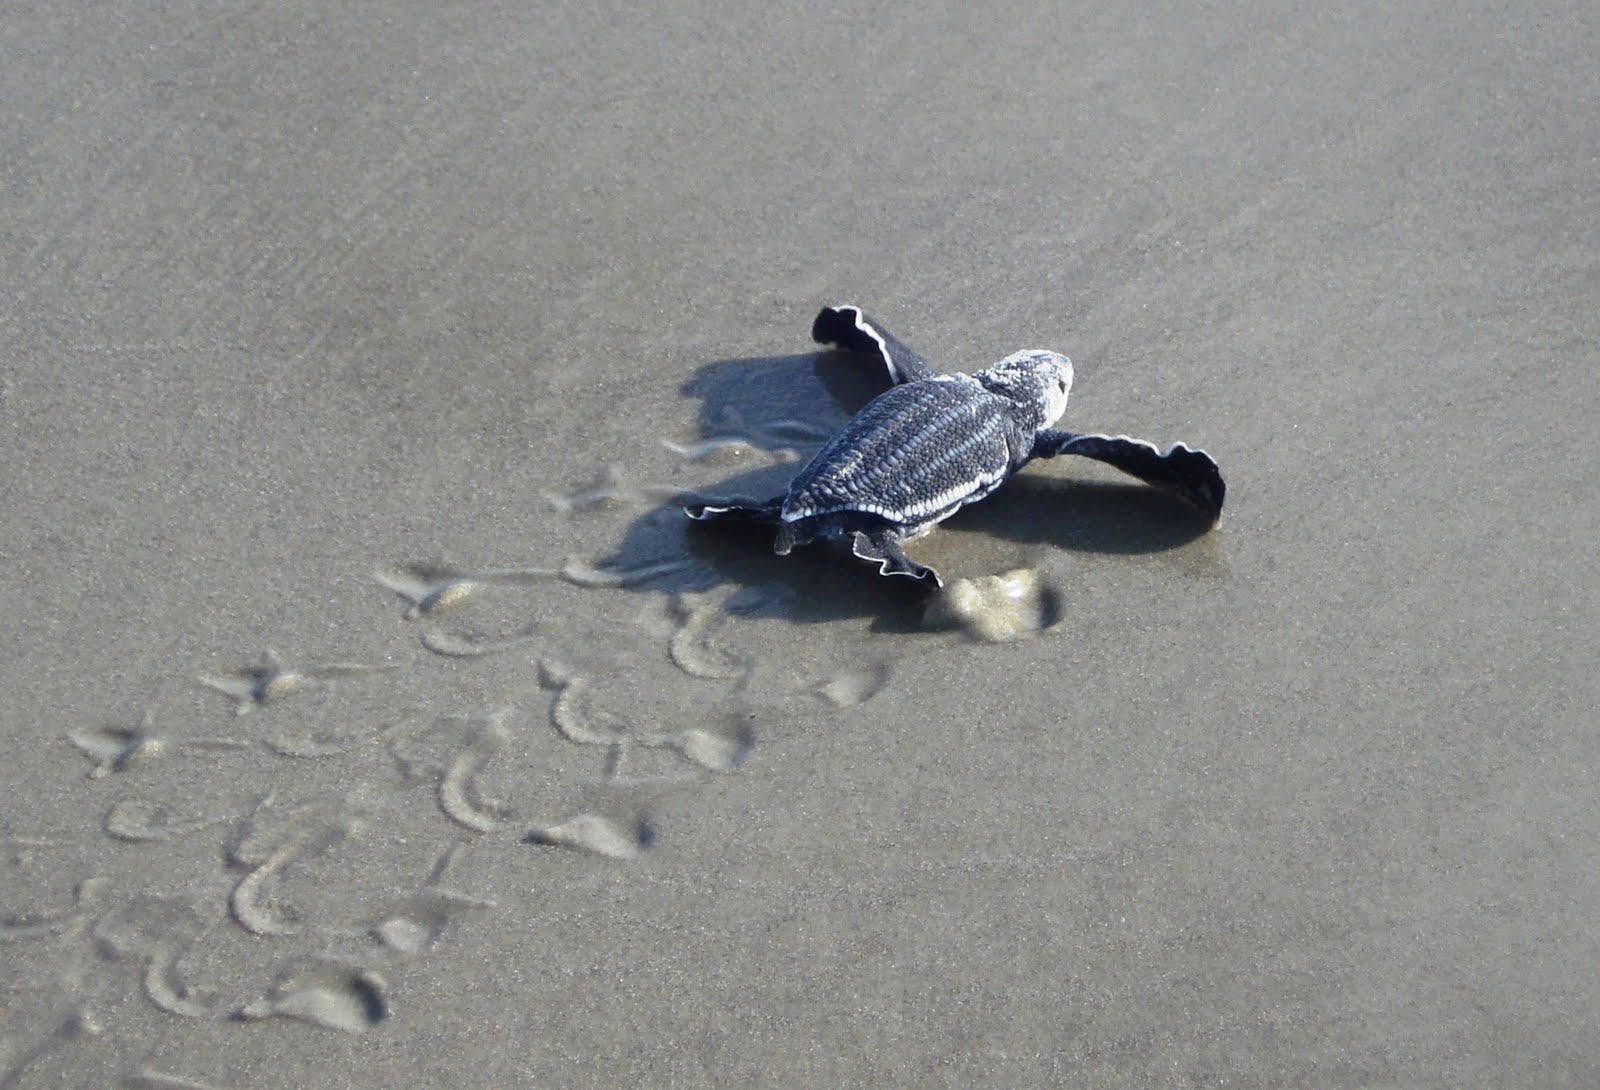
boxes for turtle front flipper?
[684,496,786,523]
[851,529,943,589]
[1032,430,1226,521]
[812,305,938,385]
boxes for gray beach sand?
[3,2,1596,1086]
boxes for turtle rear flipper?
[684,496,785,523]
[1032,430,1226,521]
[812,305,937,385]
[851,529,943,589]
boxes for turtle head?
[977,350,1074,434]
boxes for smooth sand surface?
[3,3,1596,1087]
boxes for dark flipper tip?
[810,305,857,348]
[1164,444,1227,522]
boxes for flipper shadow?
[680,351,886,443]
[943,473,1217,556]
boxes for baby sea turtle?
[685,306,1225,588]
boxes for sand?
[3,2,1596,1086]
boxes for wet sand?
[3,2,1597,1086]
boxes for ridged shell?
[781,376,1023,528]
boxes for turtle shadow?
[588,350,1219,628]
[941,472,1216,555]
[678,351,886,442]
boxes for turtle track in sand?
[4,409,1081,1084]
